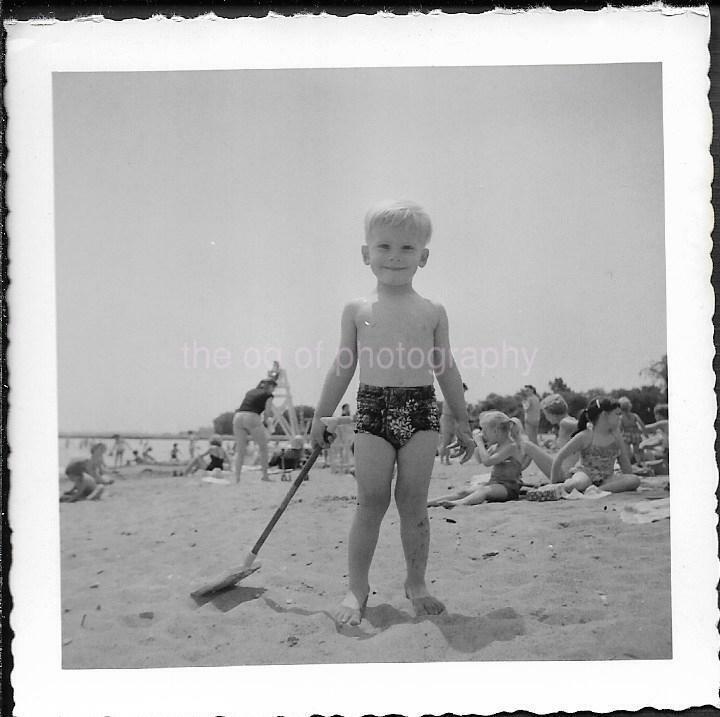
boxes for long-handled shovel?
[190,417,351,599]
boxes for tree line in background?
[210,355,668,438]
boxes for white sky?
[53,64,666,433]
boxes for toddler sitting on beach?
[310,199,475,627]
[428,411,531,507]
[60,443,108,502]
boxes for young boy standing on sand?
[310,200,475,626]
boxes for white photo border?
[6,8,717,716]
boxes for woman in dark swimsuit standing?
[233,378,277,483]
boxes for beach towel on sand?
[620,498,670,524]
[562,485,611,500]
[201,473,232,485]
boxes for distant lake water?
[57,435,276,468]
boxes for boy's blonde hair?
[540,393,568,417]
[364,200,432,245]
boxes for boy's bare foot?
[332,589,369,627]
[405,584,445,616]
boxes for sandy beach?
[59,459,671,668]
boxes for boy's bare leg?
[334,433,394,626]
[396,431,445,616]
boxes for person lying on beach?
[60,443,108,502]
[184,436,229,475]
[526,396,640,501]
[268,436,306,471]
[310,199,475,627]
[428,411,531,508]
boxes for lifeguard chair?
[265,363,300,440]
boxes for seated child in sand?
[428,411,531,508]
[310,200,476,627]
[184,436,229,475]
[527,396,640,501]
[60,443,108,502]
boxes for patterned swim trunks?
[355,383,440,449]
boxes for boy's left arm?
[432,304,474,462]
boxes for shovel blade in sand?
[190,564,261,599]
[190,425,340,601]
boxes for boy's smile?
[362,225,429,286]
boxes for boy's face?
[362,225,429,286]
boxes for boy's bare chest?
[356,301,436,343]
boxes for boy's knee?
[395,491,429,517]
[358,489,391,513]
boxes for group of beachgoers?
[60,375,310,499]
[428,393,669,508]
[60,200,670,629]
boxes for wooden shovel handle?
[249,443,324,557]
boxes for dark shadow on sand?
[261,597,525,651]
[363,603,525,652]
[431,607,526,652]
[191,584,267,612]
